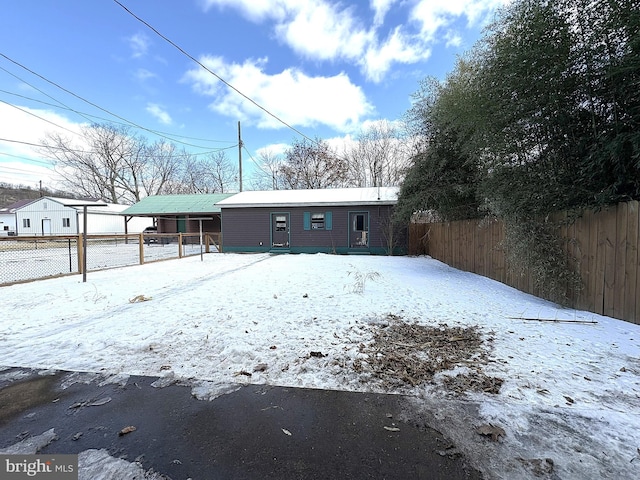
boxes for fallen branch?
[508,317,597,325]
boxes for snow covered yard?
[1,253,639,479]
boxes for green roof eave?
[121,193,236,216]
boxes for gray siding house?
[217,187,406,255]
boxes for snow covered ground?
[1,253,639,479]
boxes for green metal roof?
[121,193,236,216]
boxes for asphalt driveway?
[0,368,483,479]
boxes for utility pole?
[237,121,243,192]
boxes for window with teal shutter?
[303,211,311,230]
[325,211,332,230]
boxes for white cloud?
[199,0,289,22]
[363,27,431,83]
[146,103,173,125]
[183,56,374,132]
[256,143,289,158]
[274,2,372,62]
[127,32,151,59]
[199,0,507,82]
[370,0,399,26]
[444,30,463,48]
[133,68,157,83]
[411,0,509,39]
[0,103,84,187]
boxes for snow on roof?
[217,187,400,208]
[43,197,124,215]
[0,199,34,212]
[121,193,235,216]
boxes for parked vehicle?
[143,226,158,244]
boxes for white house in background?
[12,197,152,236]
[0,199,33,236]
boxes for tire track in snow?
[7,254,275,341]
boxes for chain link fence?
[0,233,222,286]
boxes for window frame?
[311,213,325,230]
[303,211,332,231]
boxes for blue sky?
[0,0,507,193]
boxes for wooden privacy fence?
[409,200,640,325]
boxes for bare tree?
[343,121,413,187]
[179,151,238,194]
[42,124,141,203]
[251,149,286,190]
[41,123,204,203]
[280,137,347,189]
[140,140,186,196]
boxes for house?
[217,187,407,255]
[120,193,235,235]
[0,199,33,236]
[11,197,151,236]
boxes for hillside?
[0,183,76,208]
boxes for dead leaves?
[129,295,152,303]
[233,363,269,377]
[517,457,555,476]
[253,363,268,373]
[351,316,502,395]
[442,373,504,395]
[476,424,506,442]
[69,396,112,409]
[118,426,137,436]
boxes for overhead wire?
[112,0,364,184]
[0,53,233,150]
[0,99,79,136]
[1,86,233,147]
[0,151,54,166]
[112,0,318,147]
[0,137,238,160]
[241,144,271,177]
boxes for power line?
[0,85,236,146]
[0,99,80,136]
[0,163,52,174]
[0,53,232,150]
[241,145,271,177]
[112,0,317,146]
[0,151,54,166]
[0,137,237,159]
[0,64,97,128]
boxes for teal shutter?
[303,211,311,230]
[325,211,332,230]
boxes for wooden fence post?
[139,233,145,265]
[77,234,84,274]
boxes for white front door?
[42,218,52,235]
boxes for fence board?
[602,207,617,317]
[476,222,486,277]
[626,201,639,323]
[494,220,505,283]
[574,211,591,311]
[614,203,628,319]
[408,200,640,325]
